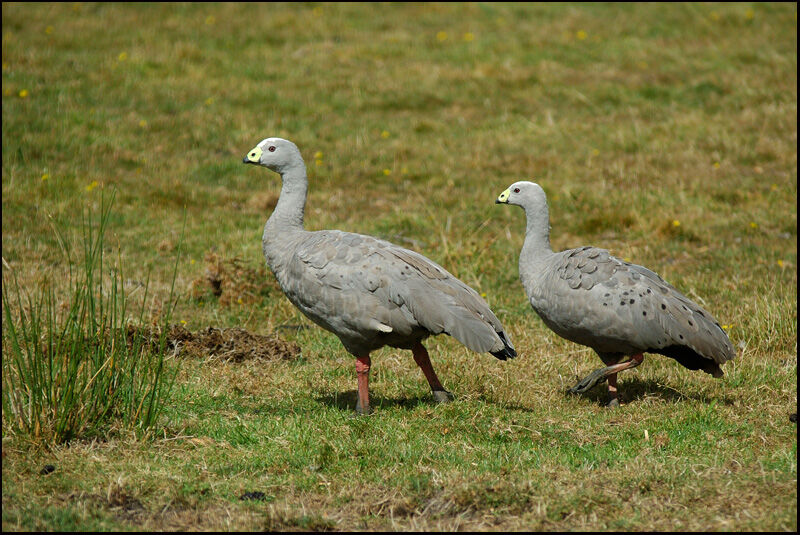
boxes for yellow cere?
[247,146,263,163]
[497,188,511,203]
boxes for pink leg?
[412,342,454,403]
[605,353,644,407]
[570,353,644,406]
[355,355,371,415]
[607,373,620,407]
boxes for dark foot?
[432,390,454,404]
[354,399,372,416]
[605,398,620,409]
[568,368,609,394]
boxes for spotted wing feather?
[536,246,734,373]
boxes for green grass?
[2,191,177,444]
[2,2,796,531]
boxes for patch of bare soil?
[130,324,301,362]
[189,251,278,307]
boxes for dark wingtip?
[490,347,517,361]
[492,332,517,360]
[491,331,517,361]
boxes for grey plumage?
[242,137,515,413]
[276,228,514,358]
[496,181,734,405]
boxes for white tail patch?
[369,320,393,333]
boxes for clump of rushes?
[2,190,180,444]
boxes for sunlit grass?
[2,192,179,445]
[2,1,796,532]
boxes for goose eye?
[513,187,520,193]
[268,146,276,152]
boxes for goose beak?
[243,146,263,165]
[496,188,511,204]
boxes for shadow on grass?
[315,390,542,414]
[315,390,435,413]
[569,376,736,407]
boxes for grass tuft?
[1,191,178,444]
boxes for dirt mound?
[189,251,278,307]
[176,325,300,362]
[131,324,301,362]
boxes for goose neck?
[265,165,307,233]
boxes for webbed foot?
[568,368,609,394]
[432,390,455,404]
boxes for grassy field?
[2,2,797,531]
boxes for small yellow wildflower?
[204,97,214,106]
[383,169,391,176]
[721,324,730,330]
[380,130,390,139]
[45,26,54,35]
[86,180,99,192]
[312,6,322,17]
[463,32,475,42]
[576,30,587,40]
[205,15,216,25]
[314,151,323,160]
[2,62,8,71]
[190,259,196,265]
[180,320,187,325]
[118,51,128,62]
[591,148,600,156]
[18,89,29,98]
[777,260,784,268]
[672,220,681,227]
[749,222,757,229]
[623,257,631,262]
[744,9,754,20]
[41,173,50,181]
[436,31,448,42]
[237,297,243,304]
[139,119,147,128]
[480,292,487,298]
[713,162,720,169]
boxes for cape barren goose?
[243,137,516,414]
[496,181,734,407]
